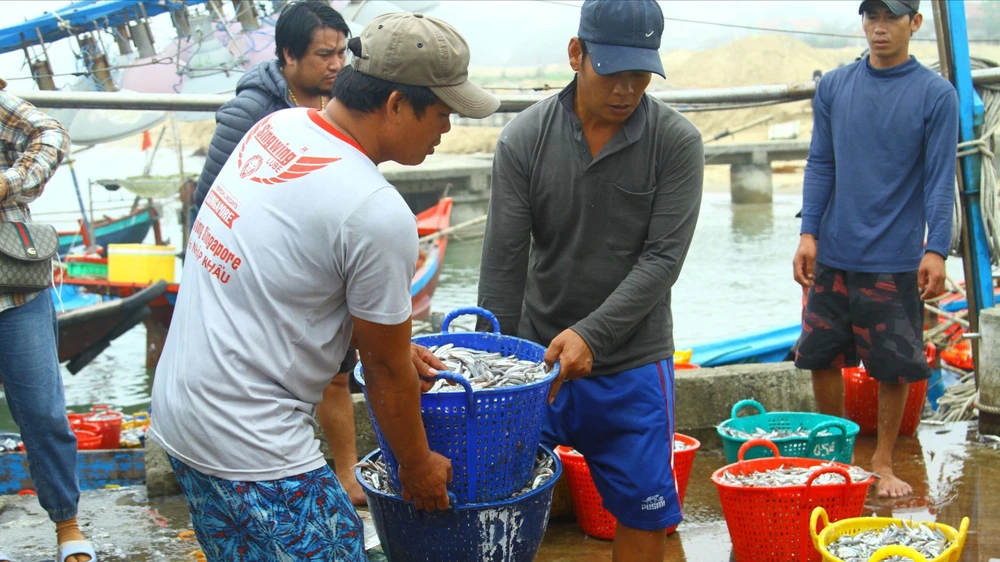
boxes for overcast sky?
[0,0,993,90]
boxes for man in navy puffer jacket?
[190,1,370,506]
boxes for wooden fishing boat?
[56,198,454,370]
[57,206,158,257]
[56,281,168,374]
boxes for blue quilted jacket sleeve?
[192,89,274,213]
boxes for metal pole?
[7,68,1000,113]
[947,0,993,312]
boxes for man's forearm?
[361,357,432,468]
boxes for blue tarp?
[0,0,207,55]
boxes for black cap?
[578,0,665,78]
[859,0,920,16]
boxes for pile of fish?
[355,451,557,499]
[675,440,693,452]
[718,424,829,440]
[511,450,557,497]
[825,520,953,562]
[425,344,549,391]
[718,463,874,487]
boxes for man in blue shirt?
[793,0,958,498]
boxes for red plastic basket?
[712,439,873,562]
[555,433,701,540]
[84,405,124,450]
[842,344,934,437]
[71,422,103,450]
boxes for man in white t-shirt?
[150,12,499,561]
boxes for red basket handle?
[737,438,780,461]
[803,465,852,488]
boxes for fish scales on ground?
[720,463,874,487]
[426,345,549,391]
[357,450,557,497]
[826,520,954,562]
[718,425,830,440]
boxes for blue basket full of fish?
[354,307,560,504]
[357,446,560,562]
[717,399,859,464]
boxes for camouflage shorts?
[794,262,930,384]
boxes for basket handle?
[809,506,830,552]
[419,371,476,416]
[442,307,500,333]
[737,438,780,461]
[805,420,849,459]
[730,399,766,419]
[419,370,478,501]
[803,465,852,489]
[867,545,931,562]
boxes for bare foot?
[872,464,912,498]
[338,475,368,507]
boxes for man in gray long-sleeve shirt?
[477,1,703,559]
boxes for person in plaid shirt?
[0,79,95,562]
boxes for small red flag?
[141,130,152,151]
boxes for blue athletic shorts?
[168,456,365,561]
[540,358,681,531]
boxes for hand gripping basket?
[354,307,559,504]
[713,439,874,562]
[718,399,860,464]
[810,506,969,562]
[358,446,561,562]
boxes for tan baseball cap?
[352,12,500,119]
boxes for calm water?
[0,147,966,431]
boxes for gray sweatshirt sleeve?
[476,137,531,335]
[571,133,704,356]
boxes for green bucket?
[717,399,859,464]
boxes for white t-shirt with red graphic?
[150,108,417,481]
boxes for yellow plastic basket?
[810,506,970,562]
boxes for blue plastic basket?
[358,446,561,562]
[717,399,859,464]
[354,306,560,504]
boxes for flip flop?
[0,552,11,562]
[58,540,96,562]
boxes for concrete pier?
[978,306,1000,436]
[730,162,774,204]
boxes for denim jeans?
[0,289,79,522]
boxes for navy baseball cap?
[578,0,665,78]
[858,0,919,16]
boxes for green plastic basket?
[66,261,108,278]
[717,399,859,464]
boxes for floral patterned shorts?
[169,456,364,562]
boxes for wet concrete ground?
[1,421,998,561]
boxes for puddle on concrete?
[1,422,997,561]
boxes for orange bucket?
[556,433,701,540]
[842,344,933,437]
[72,422,103,450]
[85,405,124,450]
[714,439,873,562]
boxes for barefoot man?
[793,0,958,498]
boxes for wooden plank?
[0,449,145,494]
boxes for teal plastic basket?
[717,399,859,464]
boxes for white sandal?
[58,540,97,562]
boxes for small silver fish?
[826,520,952,562]
[425,345,549,391]
[718,424,830,440]
[719,462,874,488]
